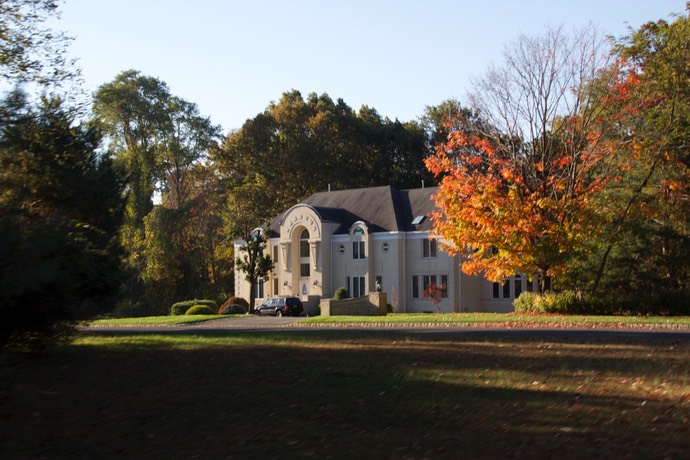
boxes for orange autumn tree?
[425,25,630,291]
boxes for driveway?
[191,315,303,329]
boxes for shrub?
[334,287,349,300]
[184,305,217,316]
[513,292,541,313]
[218,304,247,315]
[218,296,249,315]
[225,296,249,310]
[514,291,610,315]
[171,299,218,316]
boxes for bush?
[184,305,217,316]
[514,291,616,315]
[218,304,247,315]
[334,287,349,300]
[171,299,218,316]
[219,296,249,313]
[513,292,540,313]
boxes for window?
[353,241,365,259]
[414,274,448,299]
[254,278,265,299]
[514,275,522,299]
[273,245,278,264]
[351,276,365,297]
[300,263,310,277]
[300,229,310,277]
[493,276,524,299]
[422,275,437,291]
[273,278,278,295]
[352,225,365,236]
[422,238,437,258]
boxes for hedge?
[171,299,218,316]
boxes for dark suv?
[254,297,304,317]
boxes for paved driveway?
[191,315,303,329]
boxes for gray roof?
[268,185,438,236]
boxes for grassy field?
[86,312,690,329]
[87,314,226,327]
[1,329,689,459]
[301,313,690,328]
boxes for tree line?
[1,0,689,347]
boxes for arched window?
[300,229,310,277]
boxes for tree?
[213,90,433,222]
[0,91,125,347]
[0,0,77,85]
[423,282,446,313]
[230,183,275,312]
[568,6,690,312]
[93,70,222,309]
[421,98,473,153]
[426,25,623,291]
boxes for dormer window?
[352,226,365,236]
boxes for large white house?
[234,186,531,313]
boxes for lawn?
[1,330,689,458]
[300,312,690,328]
[87,314,225,327]
[86,312,690,329]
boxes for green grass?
[301,312,690,327]
[1,330,688,458]
[85,314,225,327]
[85,312,690,329]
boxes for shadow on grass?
[1,331,688,459]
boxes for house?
[234,185,531,314]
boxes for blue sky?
[56,0,684,133]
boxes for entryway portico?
[277,204,329,301]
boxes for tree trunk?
[591,241,615,296]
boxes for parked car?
[254,297,304,317]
